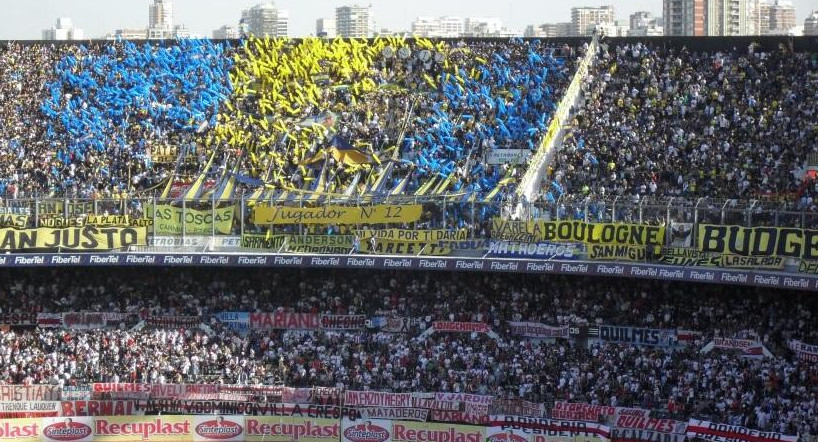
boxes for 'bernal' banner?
[685,419,797,442]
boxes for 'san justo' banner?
[698,224,818,259]
[491,219,665,247]
[488,415,611,441]
[685,419,798,442]
[147,205,236,236]
[0,226,146,251]
[508,322,569,340]
[252,204,423,225]
[788,339,818,362]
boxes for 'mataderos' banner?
[488,415,611,439]
[0,226,146,251]
[357,407,429,422]
[492,219,664,247]
[508,322,569,340]
[486,241,580,260]
[148,205,236,235]
[788,339,818,362]
[590,325,677,347]
[699,224,818,259]
[685,419,797,442]
[587,245,653,262]
[253,205,422,225]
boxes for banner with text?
[147,205,236,235]
[492,220,665,247]
[685,419,797,442]
[253,205,423,225]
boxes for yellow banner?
[355,229,469,242]
[364,238,452,256]
[698,224,818,259]
[243,416,340,442]
[147,205,236,235]
[587,244,654,261]
[492,219,665,247]
[799,261,818,274]
[0,227,147,251]
[252,205,423,225]
[0,417,40,440]
[242,234,355,254]
[660,246,784,269]
[0,214,28,228]
[36,200,96,216]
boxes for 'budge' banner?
[252,205,422,225]
[147,205,236,235]
[698,224,818,259]
[488,415,611,440]
[492,219,665,247]
[0,226,146,251]
[685,419,797,442]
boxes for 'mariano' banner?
[0,227,147,252]
[698,224,818,259]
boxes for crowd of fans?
[0,268,815,436]
[548,41,818,205]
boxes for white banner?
[788,339,818,362]
[686,419,797,442]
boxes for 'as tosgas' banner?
[147,205,236,235]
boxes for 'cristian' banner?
[685,419,797,442]
[252,204,423,225]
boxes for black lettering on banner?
[698,224,818,259]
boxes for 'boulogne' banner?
[492,219,665,247]
[0,226,146,252]
[253,204,423,225]
[698,224,818,259]
[147,205,236,235]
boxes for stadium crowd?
[548,41,818,204]
[0,268,816,436]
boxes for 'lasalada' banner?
[685,419,797,442]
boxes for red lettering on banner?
[250,312,321,330]
[61,401,134,417]
[432,322,491,333]
[95,418,190,438]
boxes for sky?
[1,0,816,40]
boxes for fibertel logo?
[344,422,390,442]
[44,418,93,441]
[195,417,244,440]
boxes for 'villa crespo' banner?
[252,204,423,225]
[0,227,146,252]
[492,219,665,247]
[147,205,236,235]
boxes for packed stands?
[547,41,818,205]
[0,268,816,437]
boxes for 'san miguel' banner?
[491,219,665,247]
[587,245,653,262]
[0,226,146,251]
[685,419,797,442]
[252,204,423,225]
[698,224,818,259]
[486,241,580,260]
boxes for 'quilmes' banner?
[685,419,797,442]
[253,205,423,225]
[590,325,678,347]
[788,339,818,362]
[698,224,818,259]
[508,322,569,340]
[0,226,146,251]
[488,415,611,439]
[147,205,236,235]
[492,219,664,247]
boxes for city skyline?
[3,0,816,39]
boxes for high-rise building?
[765,0,796,33]
[149,0,173,30]
[411,16,464,37]
[463,17,505,36]
[570,5,615,36]
[316,18,336,37]
[336,4,376,38]
[241,3,289,38]
[525,22,573,37]
[706,0,754,36]
[627,11,664,35]
[664,0,706,35]
[42,18,84,41]
[805,10,818,35]
[213,25,240,39]
[105,28,148,40]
